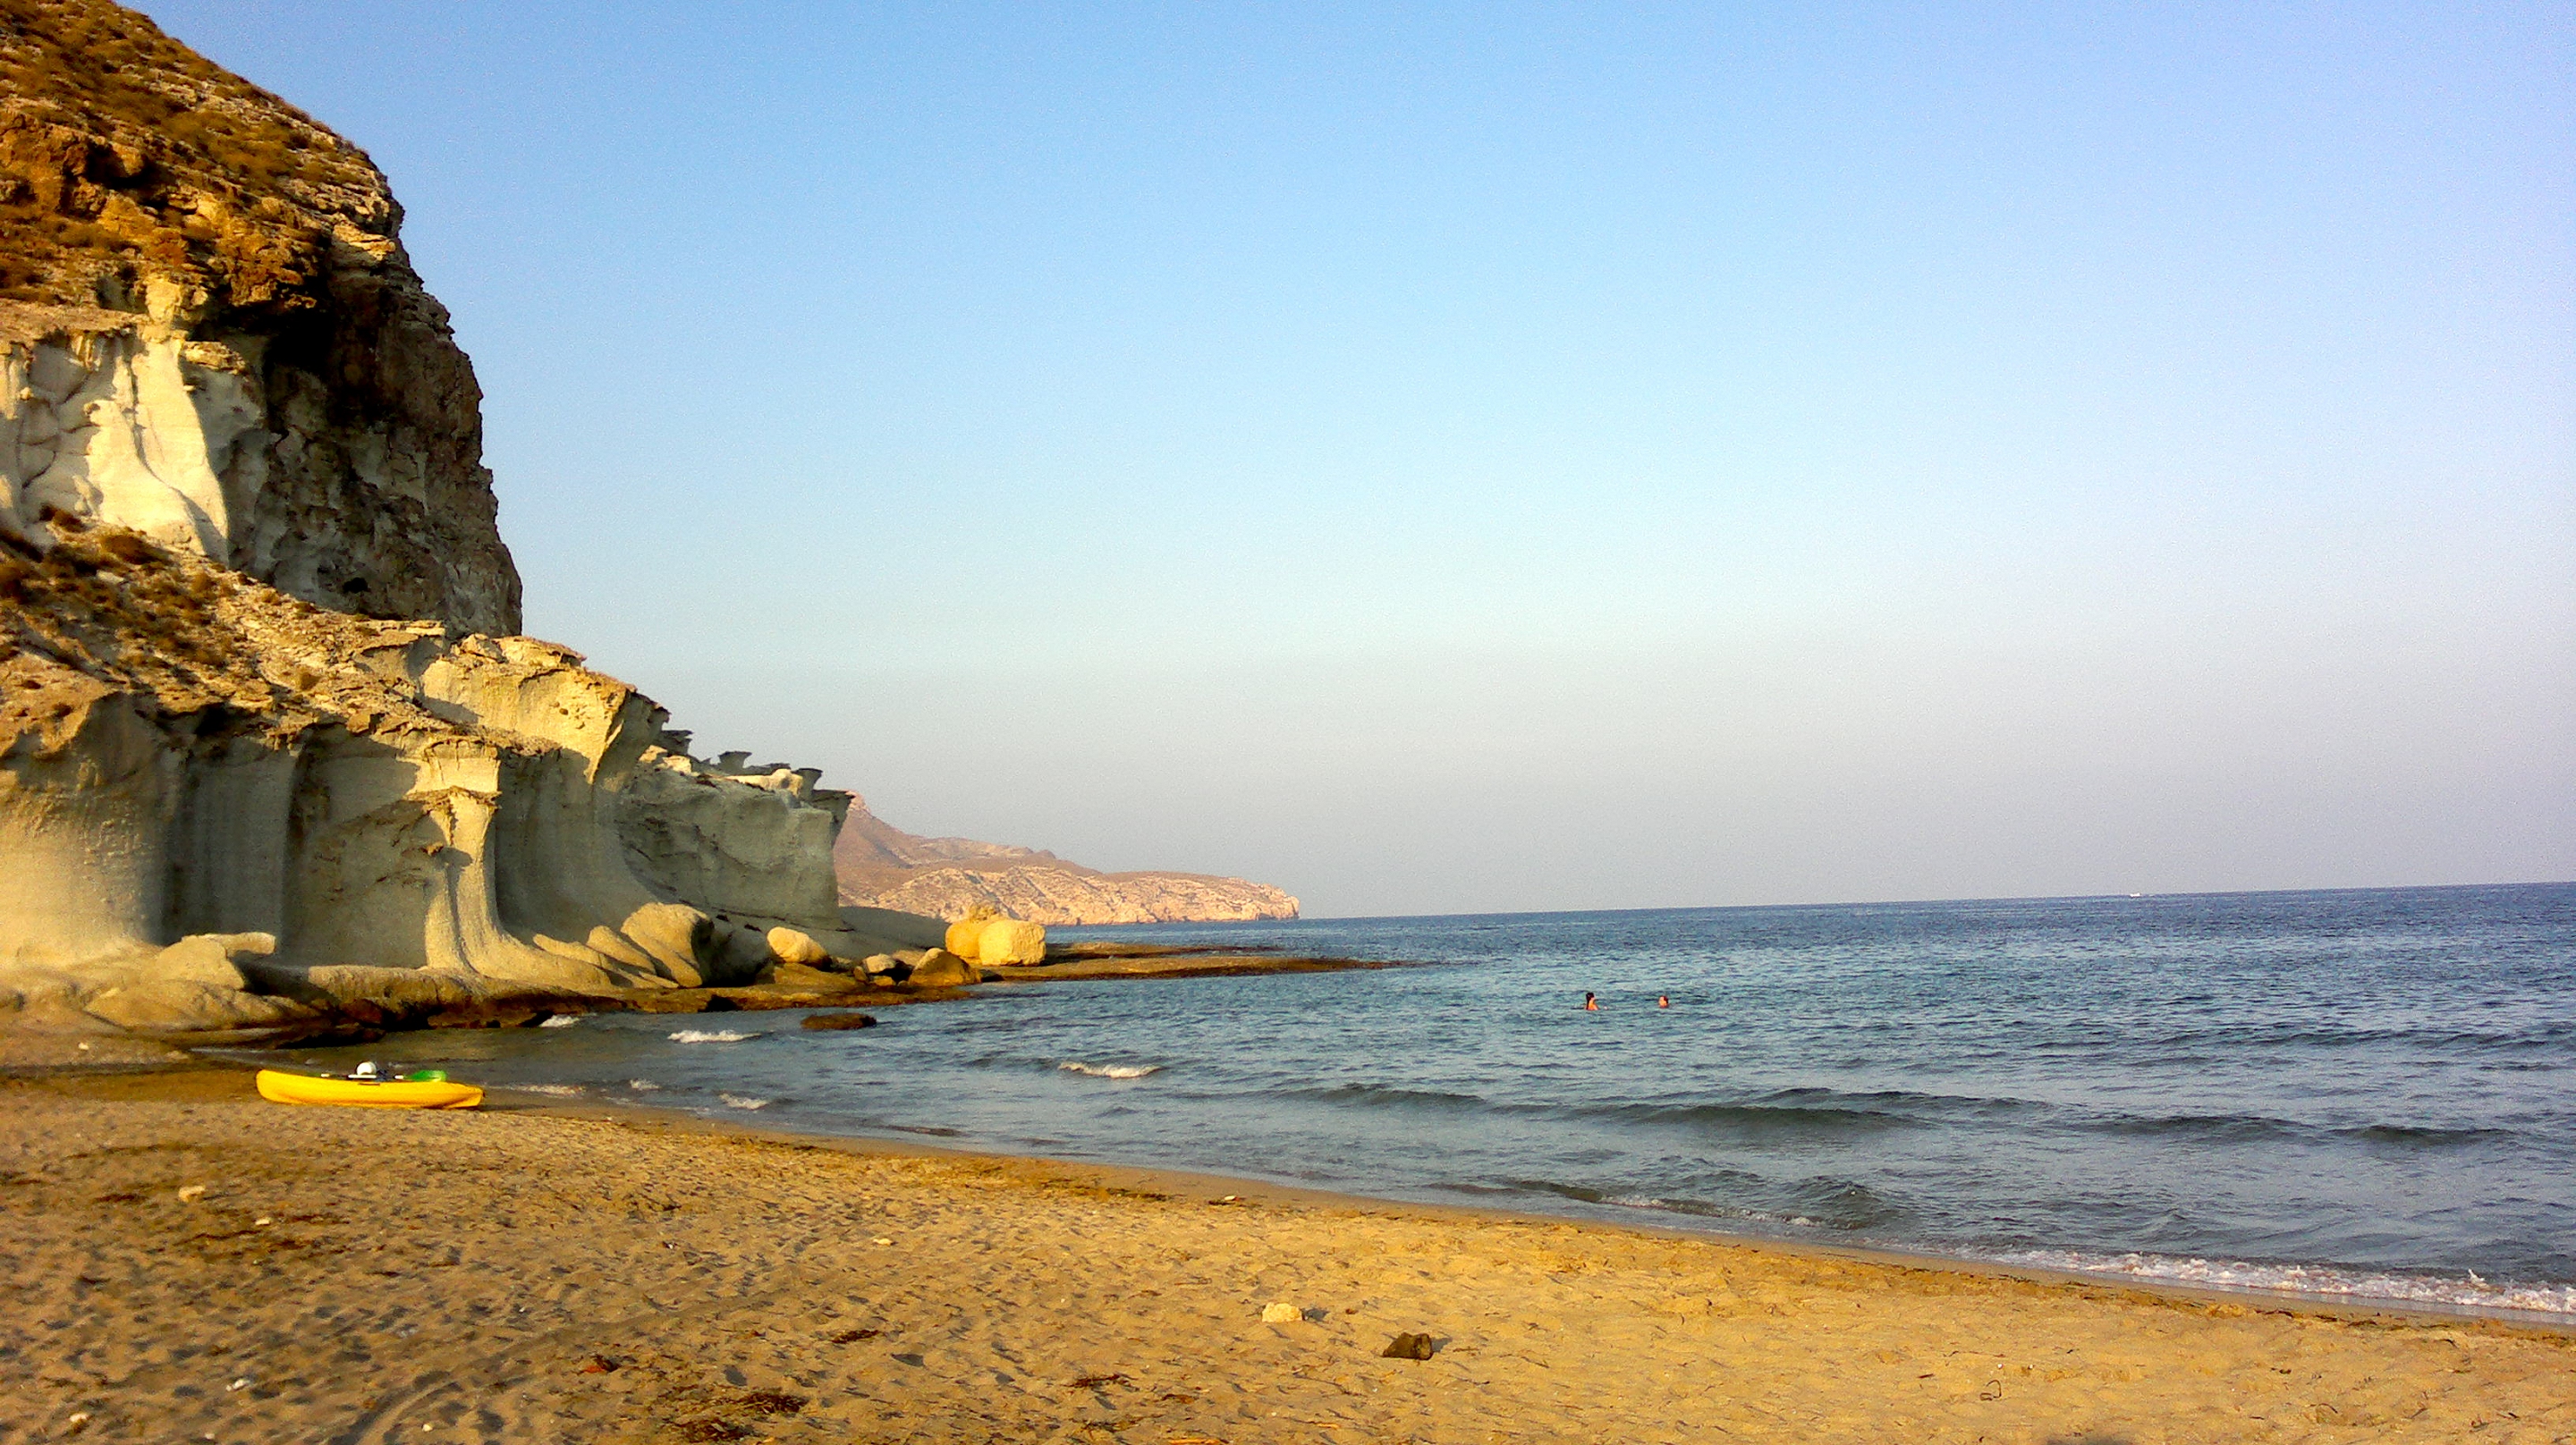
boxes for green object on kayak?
[401,1069,449,1083]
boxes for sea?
[273,883,2576,1322]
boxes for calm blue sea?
[275,883,2576,1318]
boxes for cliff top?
[0,0,395,317]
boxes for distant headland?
[831,790,1299,925]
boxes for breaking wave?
[1998,1249,2576,1319]
[1061,1061,1162,1079]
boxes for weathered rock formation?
[0,1,912,1035]
[834,798,1301,925]
[2,0,518,632]
[0,522,919,1033]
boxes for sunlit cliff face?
[0,0,888,1036]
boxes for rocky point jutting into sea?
[0,0,1292,1044]
[833,794,1299,925]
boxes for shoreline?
[496,1080,2576,1336]
[43,1052,2576,1335]
[9,1057,2572,1443]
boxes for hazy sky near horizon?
[148,2,2572,917]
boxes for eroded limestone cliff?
[834,799,1301,925]
[0,521,899,1034]
[2,0,518,633]
[0,1,900,1036]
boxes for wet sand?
[3,1062,2570,1444]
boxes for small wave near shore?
[1059,1061,1163,1079]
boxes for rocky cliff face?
[0,1,891,1036]
[1,0,518,633]
[834,799,1301,926]
[0,521,892,1034]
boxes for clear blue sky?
[147,2,2572,916]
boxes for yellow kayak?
[255,1069,484,1110]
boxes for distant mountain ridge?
[832,799,1300,925]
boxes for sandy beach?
[2,1063,2569,1445]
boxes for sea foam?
[1999,1249,2576,1320]
[668,1029,763,1044]
[1060,1061,1161,1079]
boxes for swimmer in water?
[1657,994,1670,1009]
[1583,992,1599,1010]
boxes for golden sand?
[3,1066,2568,1443]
